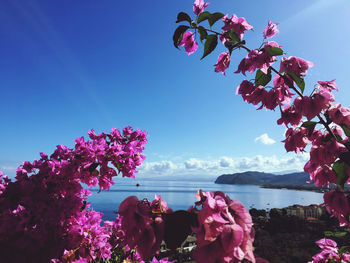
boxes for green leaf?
[208,12,225,27]
[176,12,192,24]
[287,72,305,94]
[333,160,349,187]
[324,231,334,237]
[339,246,349,254]
[173,25,189,49]
[197,26,208,43]
[197,11,210,24]
[88,162,99,173]
[301,121,318,128]
[201,34,218,60]
[341,125,350,138]
[301,121,318,137]
[228,29,240,43]
[268,46,284,56]
[334,232,347,238]
[114,161,121,173]
[255,69,271,87]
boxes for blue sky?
[1,0,350,179]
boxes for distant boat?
[136,183,140,187]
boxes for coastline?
[259,184,324,193]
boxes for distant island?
[214,171,322,192]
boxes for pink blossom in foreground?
[280,56,314,76]
[263,20,279,39]
[293,91,334,121]
[236,80,255,101]
[0,127,147,262]
[215,51,231,75]
[308,165,337,188]
[222,14,253,40]
[310,238,350,263]
[118,195,172,260]
[277,105,302,127]
[237,80,270,109]
[282,127,309,153]
[308,132,347,167]
[180,32,198,55]
[192,190,255,263]
[318,79,338,92]
[151,257,175,263]
[273,74,294,105]
[328,104,350,128]
[324,189,350,226]
[193,0,210,15]
[235,41,280,76]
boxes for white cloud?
[254,133,276,145]
[137,153,309,179]
[219,157,234,168]
[139,161,176,174]
[184,158,202,169]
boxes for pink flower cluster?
[103,216,174,263]
[118,195,172,260]
[236,75,294,111]
[235,41,280,76]
[192,190,255,263]
[0,127,147,262]
[323,189,350,227]
[193,0,210,15]
[263,20,279,39]
[180,32,198,56]
[221,14,253,41]
[310,238,350,263]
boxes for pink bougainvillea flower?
[119,195,171,261]
[0,127,147,262]
[282,127,309,153]
[263,20,279,39]
[235,41,280,76]
[235,49,263,76]
[222,14,253,40]
[308,165,337,188]
[328,104,350,128]
[324,189,350,218]
[192,191,255,263]
[277,105,302,127]
[280,56,314,76]
[317,79,337,92]
[310,238,342,263]
[294,92,333,121]
[179,31,198,55]
[315,238,338,250]
[151,257,175,263]
[214,51,231,75]
[237,80,273,109]
[307,129,347,168]
[193,0,210,15]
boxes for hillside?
[215,171,311,187]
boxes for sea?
[87,178,324,221]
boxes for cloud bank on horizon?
[137,153,309,179]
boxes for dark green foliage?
[255,69,272,87]
[268,46,284,56]
[173,25,189,49]
[176,12,192,24]
[287,72,305,94]
[201,34,218,59]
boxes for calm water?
[87,178,324,221]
